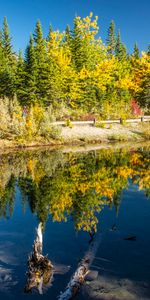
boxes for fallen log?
[58,232,102,300]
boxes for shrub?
[95,122,106,128]
[64,119,74,128]
[39,108,61,140]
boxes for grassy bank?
[0,122,149,150]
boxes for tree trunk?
[58,233,101,300]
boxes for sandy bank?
[0,122,149,150]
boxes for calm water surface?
[0,144,150,299]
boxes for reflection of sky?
[0,267,18,293]
[0,240,18,294]
[0,241,19,265]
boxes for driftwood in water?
[58,233,101,300]
[24,222,54,294]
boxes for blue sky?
[0,0,149,54]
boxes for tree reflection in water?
[0,147,149,232]
[0,146,149,294]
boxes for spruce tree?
[47,24,53,41]
[2,17,13,63]
[115,31,127,60]
[138,74,150,110]
[34,21,50,104]
[25,34,37,105]
[15,50,26,102]
[0,30,4,65]
[133,43,140,59]
[147,44,150,56]
[106,20,116,56]
[65,25,71,46]
[71,17,83,71]
[0,30,3,48]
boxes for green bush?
[95,122,106,128]
[64,119,74,128]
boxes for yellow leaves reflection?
[0,147,149,232]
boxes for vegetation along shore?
[0,13,150,149]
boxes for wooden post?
[141,116,144,122]
[93,118,96,126]
[120,118,123,124]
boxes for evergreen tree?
[115,30,127,60]
[138,75,150,110]
[15,50,26,102]
[34,21,50,104]
[133,43,140,59]
[47,24,53,41]
[0,30,3,48]
[65,24,71,46]
[147,44,150,56]
[2,17,13,62]
[0,18,16,99]
[24,34,37,105]
[71,17,83,71]
[106,20,116,56]
[0,30,4,65]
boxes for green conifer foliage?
[115,31,127,60]
[65,25,71,45]
[47,24,53,42]
[34,21,50,104]
[106,20,116,56]
[138,74,150,110]
[2,17,13,63]
[71,17,83,71]
[133,43,140,59]
[0,18,16,98]
[147,44,150,56]
[15,50,26,102]
[24,35,37,105]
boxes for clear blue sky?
[0,0,149,54]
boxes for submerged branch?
[58,232,102,300]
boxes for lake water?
[0,143,150,300]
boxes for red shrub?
[131,99,143,116]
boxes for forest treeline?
[0,13,150,140]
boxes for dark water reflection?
[0,144,150,299]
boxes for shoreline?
[0,123,149,151]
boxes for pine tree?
[24,34,37,105]
[147,44,150,56]
[2,17,13,63]
[138,74,150,110]
[65,25,71,46]
[0,30,3,48]
[15,50,26,102]
[47,24,53,41]
[106,20,116,56]
[133,43,140,59]
[0,18,16,99]
[0,30,4,65]
[115,31,127,60]
[34,21,50,104]
[71,17,83,71]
